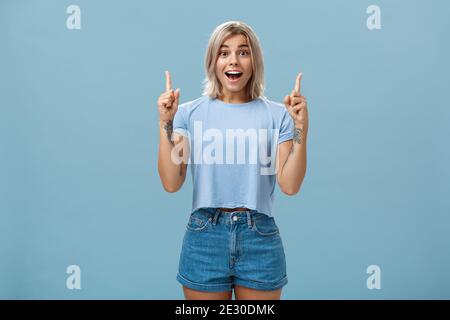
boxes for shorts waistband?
[199,207,259,228]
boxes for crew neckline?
[210,97,260,107]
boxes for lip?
[225,76,241,83]
[225,69,243,73]
[224,70,243,83]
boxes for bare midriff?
[217,207,250,212]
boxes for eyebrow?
[219,44,249,49]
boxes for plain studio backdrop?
[1,0,449,299]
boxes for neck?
[218,90,251,104]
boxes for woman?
[157,21,308,300]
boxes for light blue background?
[1,0,449,299]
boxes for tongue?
[228,74,240,80]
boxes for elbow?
[279,174,305,196]
[162,183,181,193]
[163,185,180,193]
[158,169,183,193]
[160,179,182,193]
[281,185,300,196]
[283,189,299,196]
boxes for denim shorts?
[176,207,288,292]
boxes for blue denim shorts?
[176,207,288,292]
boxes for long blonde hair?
[202,21,265,100]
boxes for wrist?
[294,122,307,133]
[159,118,173,129]
[293,123,308,144]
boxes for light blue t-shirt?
[172,95,294,217]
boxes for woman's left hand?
[283,72,308,135]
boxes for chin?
[221,81,250,94]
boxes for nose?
[229,52,239,66]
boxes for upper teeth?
[226,71,242,74]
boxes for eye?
[219,51,228,57]
[240,50,250,56]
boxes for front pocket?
[186,213,212,232]
[252,216,279,236]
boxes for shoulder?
[178,96,209,112]
[258,96,288,117]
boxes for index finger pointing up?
[294,72,302,94]
[165,70,172,92]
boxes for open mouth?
[225,71,243,81]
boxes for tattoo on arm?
[293,127,303,145]
[163,119,184,177]
[163,120,174,146]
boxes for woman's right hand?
[158,71,180,122]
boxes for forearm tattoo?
[163,120,174,146]
[293,126,303,145]
[163,119,184,177]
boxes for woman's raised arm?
[157,71,189,192]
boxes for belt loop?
[247,211,252,229]
[213,209,221,225]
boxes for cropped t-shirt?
[172,95,294,217]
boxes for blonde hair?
[202,21,265,100]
